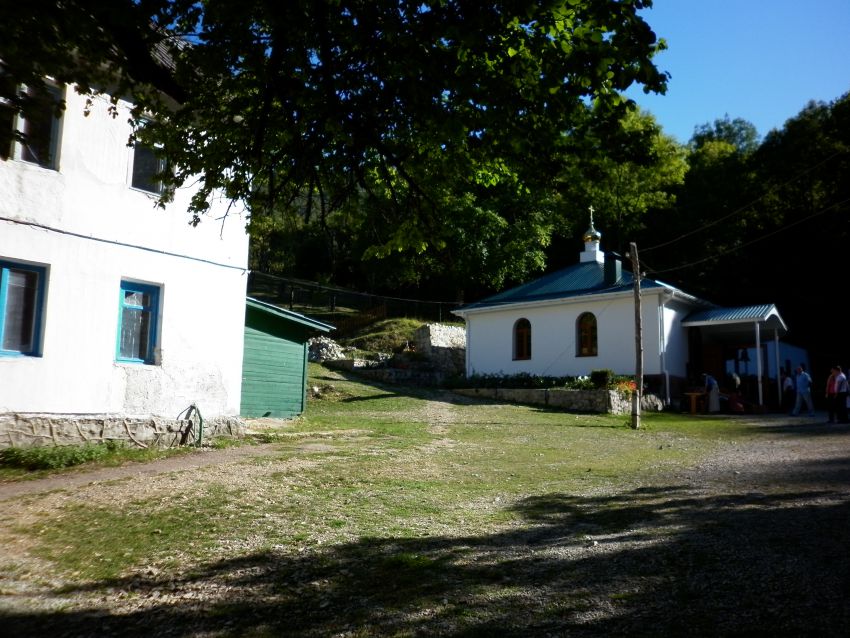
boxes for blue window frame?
[0,260,47,356]
[117,280,160,364]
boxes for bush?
[613,379,638,396]
[447,372,599,390]
[570,376,596,390]
[446,371,637,392]
[590,369,614,389]
[0,441,123,470]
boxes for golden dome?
[583,224,602,243]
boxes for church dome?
[583,205,601,243]
[583,223,601,243]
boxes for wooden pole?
[629,242,643,430]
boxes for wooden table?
[684,392,704,415]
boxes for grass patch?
[7,363,798,636]
[32,490,232,581]
[338,317,426,353]
[0,442,120,470]
[0,441,201,482]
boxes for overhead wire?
[643,195,850,277]
[641,149,844,255]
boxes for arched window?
[577,312,598,357]
[513,318,531,360]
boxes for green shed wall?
[241,307,313,418]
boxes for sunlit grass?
[21,364,740,593]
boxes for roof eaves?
[682,304,787,331]
[454,284,648,316]
[453,266,713,318]
[246,297,335,332]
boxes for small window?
[513,318,531,361]
[131,142,167,194]
[11,84,63,169]
[0,260,47,356]
[0,71,15,160]
[117,280,160,364]
[0,100,13,161]
[577,312,598,357]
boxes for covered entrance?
[682,304,788,411]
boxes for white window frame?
[576,312,598,357]
[129,140,167,195]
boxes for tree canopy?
[550,107,686,258]
[635,93,850,369]
[1,0,669,291]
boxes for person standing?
[782,369,795,413]
[835,366,849,424]
[825,366,839,423]
[791,364,814,416]
[703,373,720,414]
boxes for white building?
[454,216,789,408]
[0,83,249,428]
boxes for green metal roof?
[454,260,677,314]
[245,297,334,332]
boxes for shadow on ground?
[5,455,850,637]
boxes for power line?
[644,196,850,277]
[641,150,844,254]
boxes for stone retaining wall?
[0,413,246,449]
[414,323,466,350]
[453,388,664,415]
[413,324,466,377]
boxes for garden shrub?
[445,370,642,393]
[590,369,614,389]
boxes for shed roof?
[246,297,334,332]
[682,304,787,333]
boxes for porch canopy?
[682,304,788,407]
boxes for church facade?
[453,217,788,408]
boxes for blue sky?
[624,0,850,143]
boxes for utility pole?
[629,242,643,430]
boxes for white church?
[453,213,790,409]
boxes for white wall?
[659,299,692,379]
[0,89,250,417]
[463,289,675,378]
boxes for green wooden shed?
[241,297,334,418]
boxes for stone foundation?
[0,413,246,449]
[452,388,664,415]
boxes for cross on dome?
[583,205,601,244]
